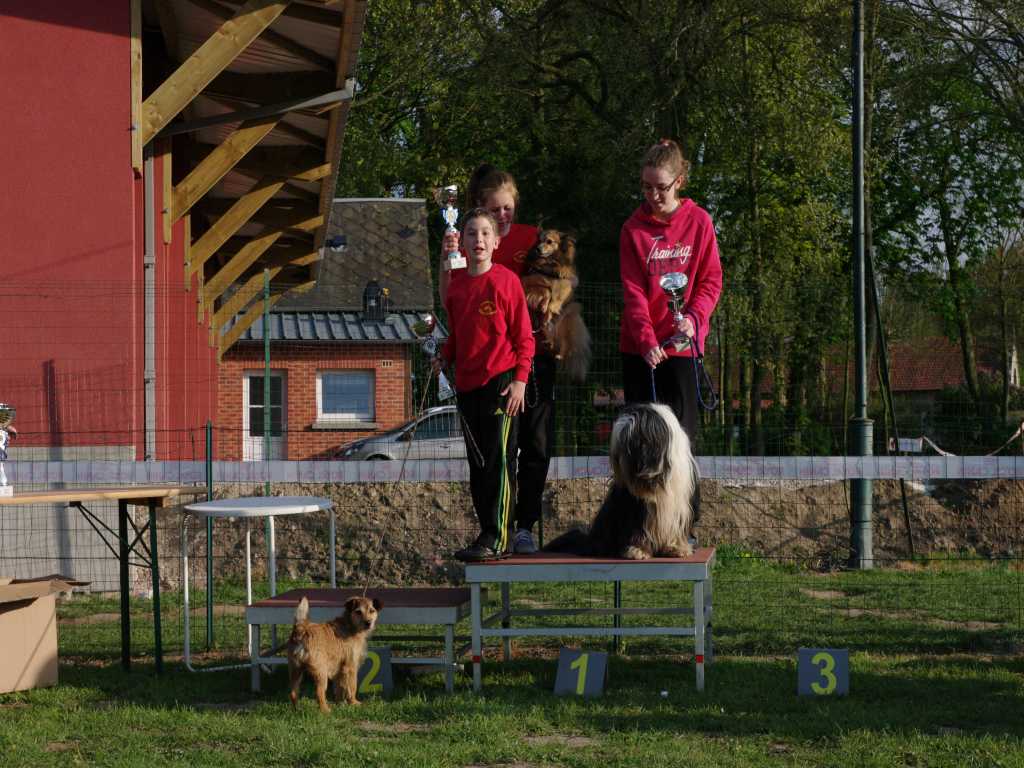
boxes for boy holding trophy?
[432,209,535,561]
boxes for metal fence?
[1,280,1022,661]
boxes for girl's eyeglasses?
[641,177,680,195]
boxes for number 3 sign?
[797,648,849,696]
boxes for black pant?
[622,353,699,445]
[516,354,555,533]
[456,370,518,552]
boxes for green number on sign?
[810,651,837,695]
[569,653,589,695]
[359,651,383,694]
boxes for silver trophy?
[658,272,691,352]
[0,403,16,496]
[411,313,455,401]
[435,185,466,272]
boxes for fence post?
[849,0,874,570]
[205,419,214,649]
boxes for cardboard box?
[0,575,87,694]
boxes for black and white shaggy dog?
[544,403,700,559]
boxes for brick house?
[217,197,442,460]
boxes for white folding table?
[181,496,335,673]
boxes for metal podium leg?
[501,582,511,660]
[444,624,455,692]
[693,580,705,692]
[118,500,131,671]
[471,583,482,692]
[705,570,714,664]
[149,500,163,674]
[251,623,261,692]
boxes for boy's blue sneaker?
[513,529,537,554]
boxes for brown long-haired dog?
[520,229,591,381]
[287,595,382,712]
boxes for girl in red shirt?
[619,140,723,443]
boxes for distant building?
[217,198,444,460]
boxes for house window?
[316,370,375,423]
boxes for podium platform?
[464,548,715,692]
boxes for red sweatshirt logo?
[646,236,692,275]
[478,300,497,316]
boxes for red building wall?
[218,343,414,460]
[0,3,217,457]
[0,2,142,448]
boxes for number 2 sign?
[357,647,394,697]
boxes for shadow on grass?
[47,651,1024,742]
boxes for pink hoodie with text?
[618,198,723,357]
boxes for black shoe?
[454,540,503,562]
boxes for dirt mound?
[156,478,1023,587]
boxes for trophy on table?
[411,313,455,401]
[435,184,466,272]
[658,272,691,352]
[0,403,16,497]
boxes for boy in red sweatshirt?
[434,208,536,561]
[620,139,723,443]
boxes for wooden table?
[0,485,207,672]
[464,548,716,692]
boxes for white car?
[335,405,466,460]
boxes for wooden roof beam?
[256,247,320,271]
[204,70,337,105]
[217,279,315,356]
[230,146,329,179]
[247,205,323,231]
[141,0,292,144]
[216,0,344,26]
[202,201,321,229]
[171,115,280,222]
[157,85,351,138]
[189,174,289,278]
[203,211,323,306]
[204,93,324,147]
[212,266,284,331]
[184,0,334,70]
[189,162,329,276]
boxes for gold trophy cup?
[0,403,16,496]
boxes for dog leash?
[649,314,718,412]
[361,366,441,596]
[360,364,490,594]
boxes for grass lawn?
[1,551,1022,767]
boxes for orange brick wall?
[217,342,413,460]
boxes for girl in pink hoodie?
[619,139,723,443]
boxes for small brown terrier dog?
[287,595,382,712]
[520,229,591,381]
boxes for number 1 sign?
[554,648,607,697]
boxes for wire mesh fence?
[2,456,1021,664]
[1,279,1023,664]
